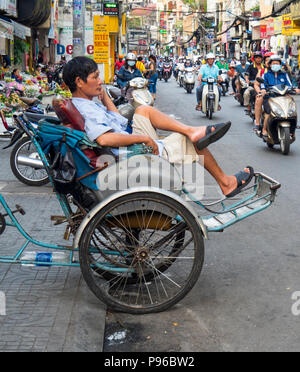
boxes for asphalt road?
[1,78,300,352]
[104,77,300,352]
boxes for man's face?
[207,58,214,66]
[75,69,103,98]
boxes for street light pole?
[73,0,86,57]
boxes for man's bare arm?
[98,87,119,113]
[96,132,159,154]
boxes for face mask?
[271,64,281,72]
[128,61,135,67]
[221,58,225,61]
[241,61,246,65]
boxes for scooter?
[183,67,196,94]
[235,73,249,106]
[177,65,185,87]
[256,78,297,155]
[201,78,220,120]
[163,62,172,82]
[219,69,229,96]
[157,63,164,81]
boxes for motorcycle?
[219,69,229,96]
[177,65,185,87]
[163,62,172,82]
[106,77,154,123]
[200,78,220,120]
[157,63,164,81]
[256,78,297,155]
[183,67,196,94]
[235,73,249,106]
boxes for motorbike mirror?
[256,77,265,84]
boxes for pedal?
[64,225,71,241]
[51,215,67,225]
[3,205,25,217]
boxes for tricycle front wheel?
[79,191,204,314]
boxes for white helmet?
[126,52,136,61]
[206,53,215,60]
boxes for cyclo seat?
[52,98,113,169]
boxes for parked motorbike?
[163,62,172,82]
[219,69,229,96]
[256,78,297,155]
[183,67,196,94]
[200,78,220,120]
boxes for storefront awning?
[0,17,14,40]
[13,21,31,40]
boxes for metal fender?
[73,187,208,249]
[202,85,208,113]
[213,85,220,112]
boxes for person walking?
[145,55,158,101]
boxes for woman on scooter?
[117,53,143,89]
[258,55,300,141]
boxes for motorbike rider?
[253,52,273,132]
[243,51,265,114]
[257,55,300,140]
[184,58,193,68]
[117,53,143,89]
[233,54,250,96]
[216,55,229,70]
[195,53,222,111]
[136,56,146,75]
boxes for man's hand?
[143,136,159,155]
[257,89,267,97]
[295,88,300,94]
[98,86,106,102]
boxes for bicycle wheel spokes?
[79,192,204,314]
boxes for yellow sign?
[273,16,282,34]
[282,14,300,35]
[93,15,110,64]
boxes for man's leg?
[135,105,210,144]
[254,95,263,129]
[195,85,203,110]
[134,106,250,197]
[243,87,252,109]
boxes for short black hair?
[63,56,98,93]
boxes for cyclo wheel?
[79,191,204,314]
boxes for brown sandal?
[195,103,202,111]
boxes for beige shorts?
[132,113,199,164]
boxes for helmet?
[118,54,124,59]
[253,51,263,58]
[264,52,274,58]
[126,53,136,61]
[269,54,282,64]
[206,53,215,59]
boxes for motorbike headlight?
[269,101,285,117]
[287,101,297,116]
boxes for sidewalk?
[0,189,106,352]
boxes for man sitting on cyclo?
[62,56,254,198]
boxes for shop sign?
[0,0,17,17]
[266,19,274,37]
[260,25,267,39]
[291,0,300,20]
[274,16,282,34]
[93,15,109,64]
[282,14,293,35]
[0,18,13,40]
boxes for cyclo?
[0,99,281,314]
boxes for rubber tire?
[209,99,214,120]
[280,127,290,155]
[10,137,49,186]
[79,191,205,314]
